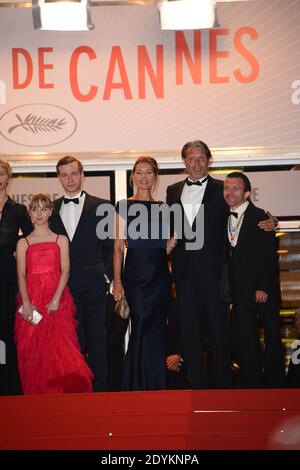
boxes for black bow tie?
[63,197,79,204]
[63,191,83,205]
[229,211,238,218]
[186,176,208,187]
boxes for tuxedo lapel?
[190,175,215,230]
[53,196,64,213]
[201,175,217,207]
[71,192,93,243]
[173,180,186,203]
[52,197,68,238]
[235,202,254,249]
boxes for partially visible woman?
[0,158,32,396]
[113,156,176,391]
[15,194,93,394]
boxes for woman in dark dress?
[0,158,32,395]
[113,156,176,391]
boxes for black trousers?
[232,301,286,388]
[176,274,232,389]
[70,276,108,392]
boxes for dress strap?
[55,234,59,243]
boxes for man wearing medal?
[224,172,285,388]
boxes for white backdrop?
[152,170,300,217]
[7,169,300,217]
[9,175,111,206]
[0,0,300,153]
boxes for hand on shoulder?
[258,210,277,232]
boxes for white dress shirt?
[181,177,208,226]
[60,190,86,241]
[228,200,249,247]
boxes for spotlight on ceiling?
[32,0,94,31]
[158,0,218,31]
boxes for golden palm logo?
[0,104,77,147]
[8,113,66,135]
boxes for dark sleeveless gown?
[0,197,31,396]
[120,200,171,391]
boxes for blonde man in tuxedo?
[50,156,113,392]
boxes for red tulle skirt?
[15,242,93,394]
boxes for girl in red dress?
[15,194,93,394]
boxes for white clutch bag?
[18,305,43,325]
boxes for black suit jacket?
[166,176,228,282]
[228,201,279,306]
[50,192,114,287]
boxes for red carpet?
[0,389,299,450]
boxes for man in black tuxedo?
[166,140,276,389]
[224,172,285,388]
[166,141,231,389]
[50,156,113,392]
[165,283,189,390]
